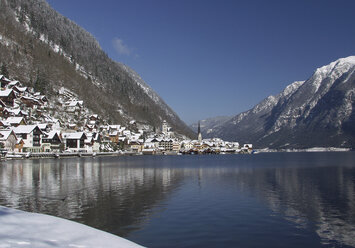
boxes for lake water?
[1,152,355,248]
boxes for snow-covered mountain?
[189,116,232,137]
[0,0,194,138]
[204,56,355,148]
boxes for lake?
[1,152,355,248]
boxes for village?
[0,74,253,159]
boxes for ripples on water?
[1,152,355,248]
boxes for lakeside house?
[42,131,62,152]
[62,132,87,152]
[11,125,43,152]
[0,130,17,151]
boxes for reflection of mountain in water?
[198,165,355,247]
[1,154,355,247]
[0,157,184,237]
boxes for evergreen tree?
[34,70,47,94]
[1,63,9,78]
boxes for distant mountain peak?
[315,56,355,80]
[202,56,355,149]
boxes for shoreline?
[1,151,122,160]
[255,147,352,153]
[0,147,353,161]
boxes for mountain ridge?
[199,56,355,148]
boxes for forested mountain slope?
[0,0,194,137]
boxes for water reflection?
[179,155,355,247]
[0,157,184,237]
[1,153,355,247]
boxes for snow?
[12,125,39,134]
[280,81,305,97]
[62,132,85,139]
[0,89,14,97]
[0,206,144,248]
[0,130,14,140]
[5,117,24,125]
[314,56,355,89]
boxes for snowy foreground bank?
[0,206,144,248]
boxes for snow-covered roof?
[14,86,27,92]
[145,138,160,143]
[0,130,16,141]
[62,132,86,140]
[11,109,20,115]
[43,130,60,140]
[4,108,28,116]
[7,81,19,87]
[67,100,83,107]
[37,123,50,130]
[0,89,14,97]
[3,107,12,113]
[0,120,10,126]
[12,125,40,134]
[6,116,24,125]
[20,96,42,105]
[0,75,11,82]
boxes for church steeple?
[198,121,202,142]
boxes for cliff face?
[203,56,355,148]
[0,0,194,138]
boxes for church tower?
[162,120,168,135]
[198,121,202,142]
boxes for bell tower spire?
[198,121,202,142]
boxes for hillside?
[0,0,194,138]
[189,116,232,136]
[202,56,355,149]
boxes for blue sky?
[46,0,355,124]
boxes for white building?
[0,130,17,151]
[62,132,87,152]
[12,125,43,152]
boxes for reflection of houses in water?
[0,158,184,237]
